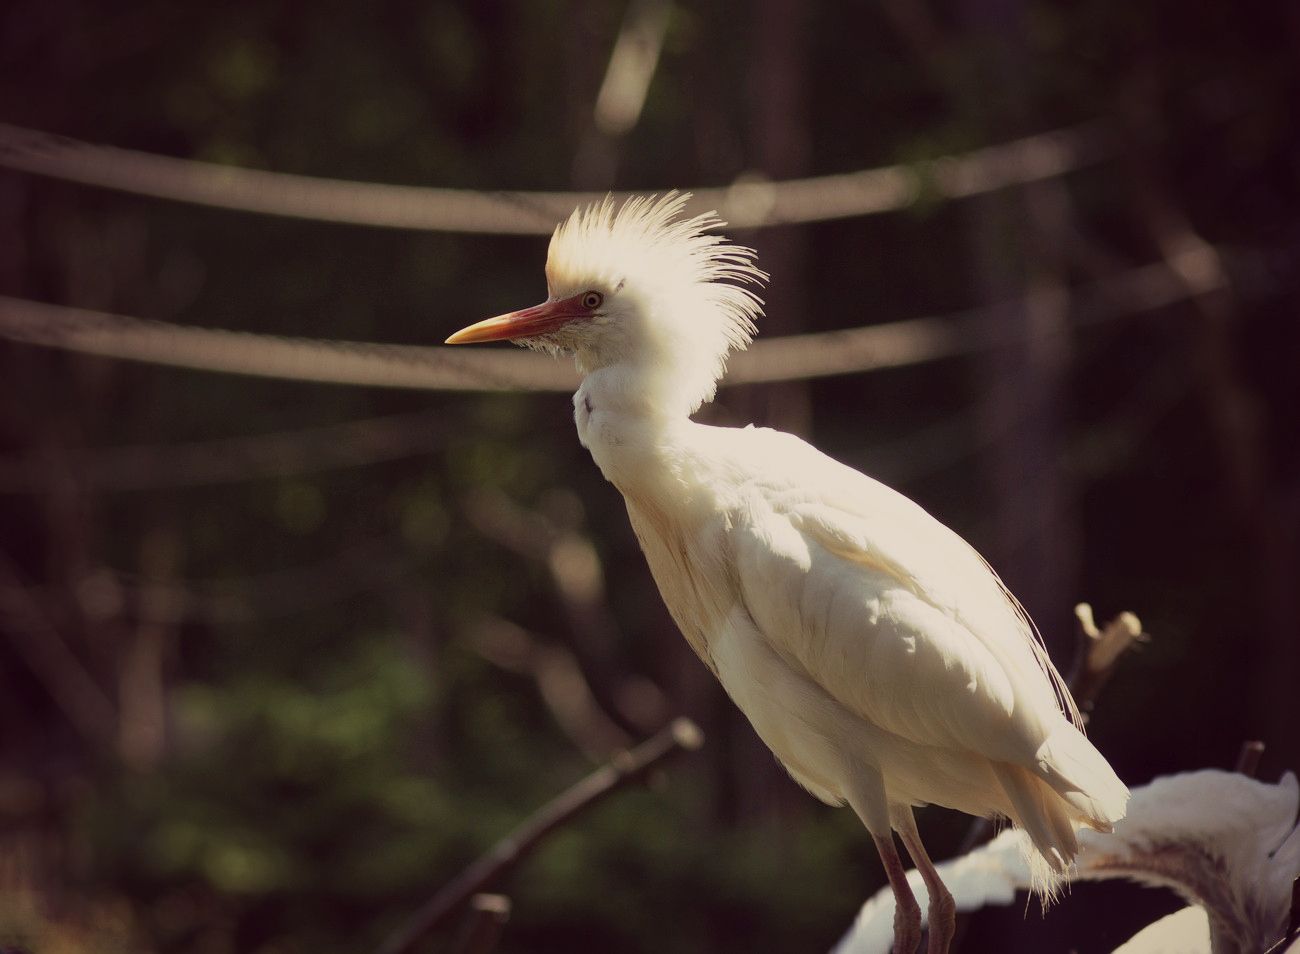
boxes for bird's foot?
[892,895,922,954]
[924,890,957,954]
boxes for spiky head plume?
[543,192,767,413]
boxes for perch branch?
[374,718,704,954]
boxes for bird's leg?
[893,807,956,954]
[845,768,921,954]
[871,832,923,954]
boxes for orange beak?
[445,292,596,345]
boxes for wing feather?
[725,428,1080,761]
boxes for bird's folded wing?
[728,473,1070,765]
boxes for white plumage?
[447,193,1129,953]
[836,769,1300,954]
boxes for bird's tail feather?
[993,763,1079,902]
[992,723,1130,904]
[1034,723,1130,830]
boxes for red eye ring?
[582,291,603,310]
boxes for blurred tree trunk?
[744,0,812,439]
[699,0,819,841]
[955,0,1077,643]
[670,0,820,862]
[570,0,671,189]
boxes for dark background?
[0,1,1297,952]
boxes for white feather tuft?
[545,192,767,410]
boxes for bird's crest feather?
[546,192,767,401]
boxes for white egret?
[836,767,1300,954]
[446,193,1129,954]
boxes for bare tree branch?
[469,614,633,759]
[374,718,704,954]
[0,548,117,747]
[1069,602,1148,723]
[464,487,669,739]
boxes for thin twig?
[464,487,668,741]
[374,718,704,954]
[0,548,118,746]
[1234,740,1265,779]
[1068,603,1148,724]
[468,614,633,759]
[453,894,511,954]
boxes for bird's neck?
[572,364,711,503]
[574,364,742,670]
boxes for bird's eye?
[582,291,603,310]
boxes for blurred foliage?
[0,1,1296,953]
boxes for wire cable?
[0,295,575,390]
[0,120,1116,233]
[0,249,1233,395]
